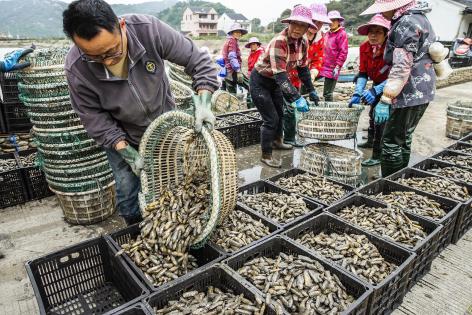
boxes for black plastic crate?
[387,168,472,244]
[111,303,151,315]
[413,158,472,184]
[459,133,472,143]
[224,235,372,315]
[430,149,472,170]
[265,168,355,207]
[238,180,323,229]
[215,118,239,148]
[446,141,472,156]
[106,224,225,292]
[146,264,277,314]
[218,112,262,148]
[211,204,283,255]
[284,213,415,315]
[449,56,472,68]
[357,179,461,254]
[0,73,20,102]
[3,101,32,133]
[17,149,53,200]
[0,152,29,209]
[324,195,442,289]
[25,236,149,315]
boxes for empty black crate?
[446,141,472,156]
[3,101,32,133]
[0,152,29,209]
[215,118,239,148]
[224,235,372,315]
[0,72,20,102]
[238,180,323,229]
[112,303,151,315]
[107,224,225,292]
[413,158,472,184]
[284,213,415,315]
[265,168,355,207]
[211,204,282,255]
[324,195,442,289]
[18,149,53,200]
[146,264,277,314]
[430,150,472,170]
[357,179,461,253]
[387,168,472,244]
[25,236,149,315]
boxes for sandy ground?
[0,82,470,314]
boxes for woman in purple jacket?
[320,10,349,101]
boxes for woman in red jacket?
[349,14,391,167]
[246,37,264,77]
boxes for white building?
[217,13,252,35]
[426,0,472,41]
[181,7,218,37]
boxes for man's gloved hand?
[361,88,377,105]
[310,69,319,82]
[374,102,390,125]
[0,47,35,72]
[291,96,309,113]
[332,65,340,78]
[308,90,319,106]
[193,90,216,132]
[349,94,361,108]
[237,72,244,84]
[117,144,144,177]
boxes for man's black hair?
[63,0,119,40]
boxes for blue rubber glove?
[0,47,34,72]
[291,97,309,113]
[215,56,225,67]
[308,90,319,106]
[349,94,361,108]
[228,51,240,72]
[354,76,368,96]
[374,102,390,125]
[362,88,377,105]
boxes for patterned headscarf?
[393,0,417,20]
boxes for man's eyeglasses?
[79,26,124,63]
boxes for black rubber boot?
[358,136,374,148]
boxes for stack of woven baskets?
[17,48,116,224]
[446,100,472,140]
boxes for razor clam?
[237,252,355,314]
[373,191,447,220]
[453,146,472,155]
[224,114,256,125]
[210,209,270,252]
[427,165,472,183]
[274,173,346,205]
[0,158,18,172]
[336,205,427,248]
[19,152,37,167]
[436,154,472,168]
[215,119,233,128]
[239,192,311,224]
[297,231,397,285]
[395,176,470,202]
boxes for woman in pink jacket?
[320,10,349,101]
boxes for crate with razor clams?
[284,213,416,315]
[210,204,283,255]
[17,149,53,200]
[357,179,461,254]
[387,167,472,244]
[0,151,29,208]
[106,223,225,293]
[214,117,239,148]
[266,168,355,207]
[0,133,36,154]
[0,72,20,102]
[1,101,32,133]
[146,265,278,314]
[112,303,152,315]
[25,236,149,315]
[445,141,472,156]
[323,195,442,290]
[216,112,262,148]
[413,158,472,184]
[224,235,372,315]
[430,149,472,170]
[238,180,324,229]
[459,132,472,144]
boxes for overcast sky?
[62,0,331,25]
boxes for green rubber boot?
[362,158,381,167]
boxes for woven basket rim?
[49,179,115,196]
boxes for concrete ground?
[0,82,471,314]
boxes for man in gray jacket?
[63,0,218,225]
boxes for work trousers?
[323,78,337,102]
[368,97,385,160]
[250,71,284,155]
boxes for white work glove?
[310,69,319,83]
[193,90,215,132]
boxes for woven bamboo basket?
[18,82,70,99]
[17,68,66,85]
[32,127,91,144]
[46,171,115,193]
[446,100,472,139]
[167,62,193,86]
[300,143,362,179]
[21,48,69,68]
[170,79,194,110]
[139,111,237,247]
[298,102,364,141]
[51,181,116,225]
[21,99,72,113]
[211,90,240,114]
[19,94,71,105]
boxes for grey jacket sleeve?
[66,71,127,149]
[152,18,219,92]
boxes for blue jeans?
[105,148,141,220]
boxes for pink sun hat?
[245,37,262,48]
[357,14,391,35]
[361,0,415,15]
[281,5,316,28]
[328,10,344,21]
[310,3,332,24]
